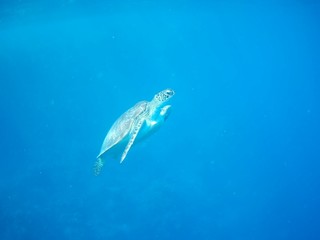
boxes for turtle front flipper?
[120,118,144,163]
[94,157,104,176]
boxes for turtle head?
[153,89,175,103]
[145,89,174,132]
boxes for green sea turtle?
[94,88,175,175]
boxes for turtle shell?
[97,101,148,158]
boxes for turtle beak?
[164,89,175,99]
[160,105,172,121]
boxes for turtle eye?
[165,89,174,96]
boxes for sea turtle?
[94,88,175,175]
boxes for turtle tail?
[94,157,104,176]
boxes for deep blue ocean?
[1,1,320,239]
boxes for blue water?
[1,1,320,239]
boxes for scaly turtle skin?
[94,89,175,175]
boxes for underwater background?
[1,1,320,239]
